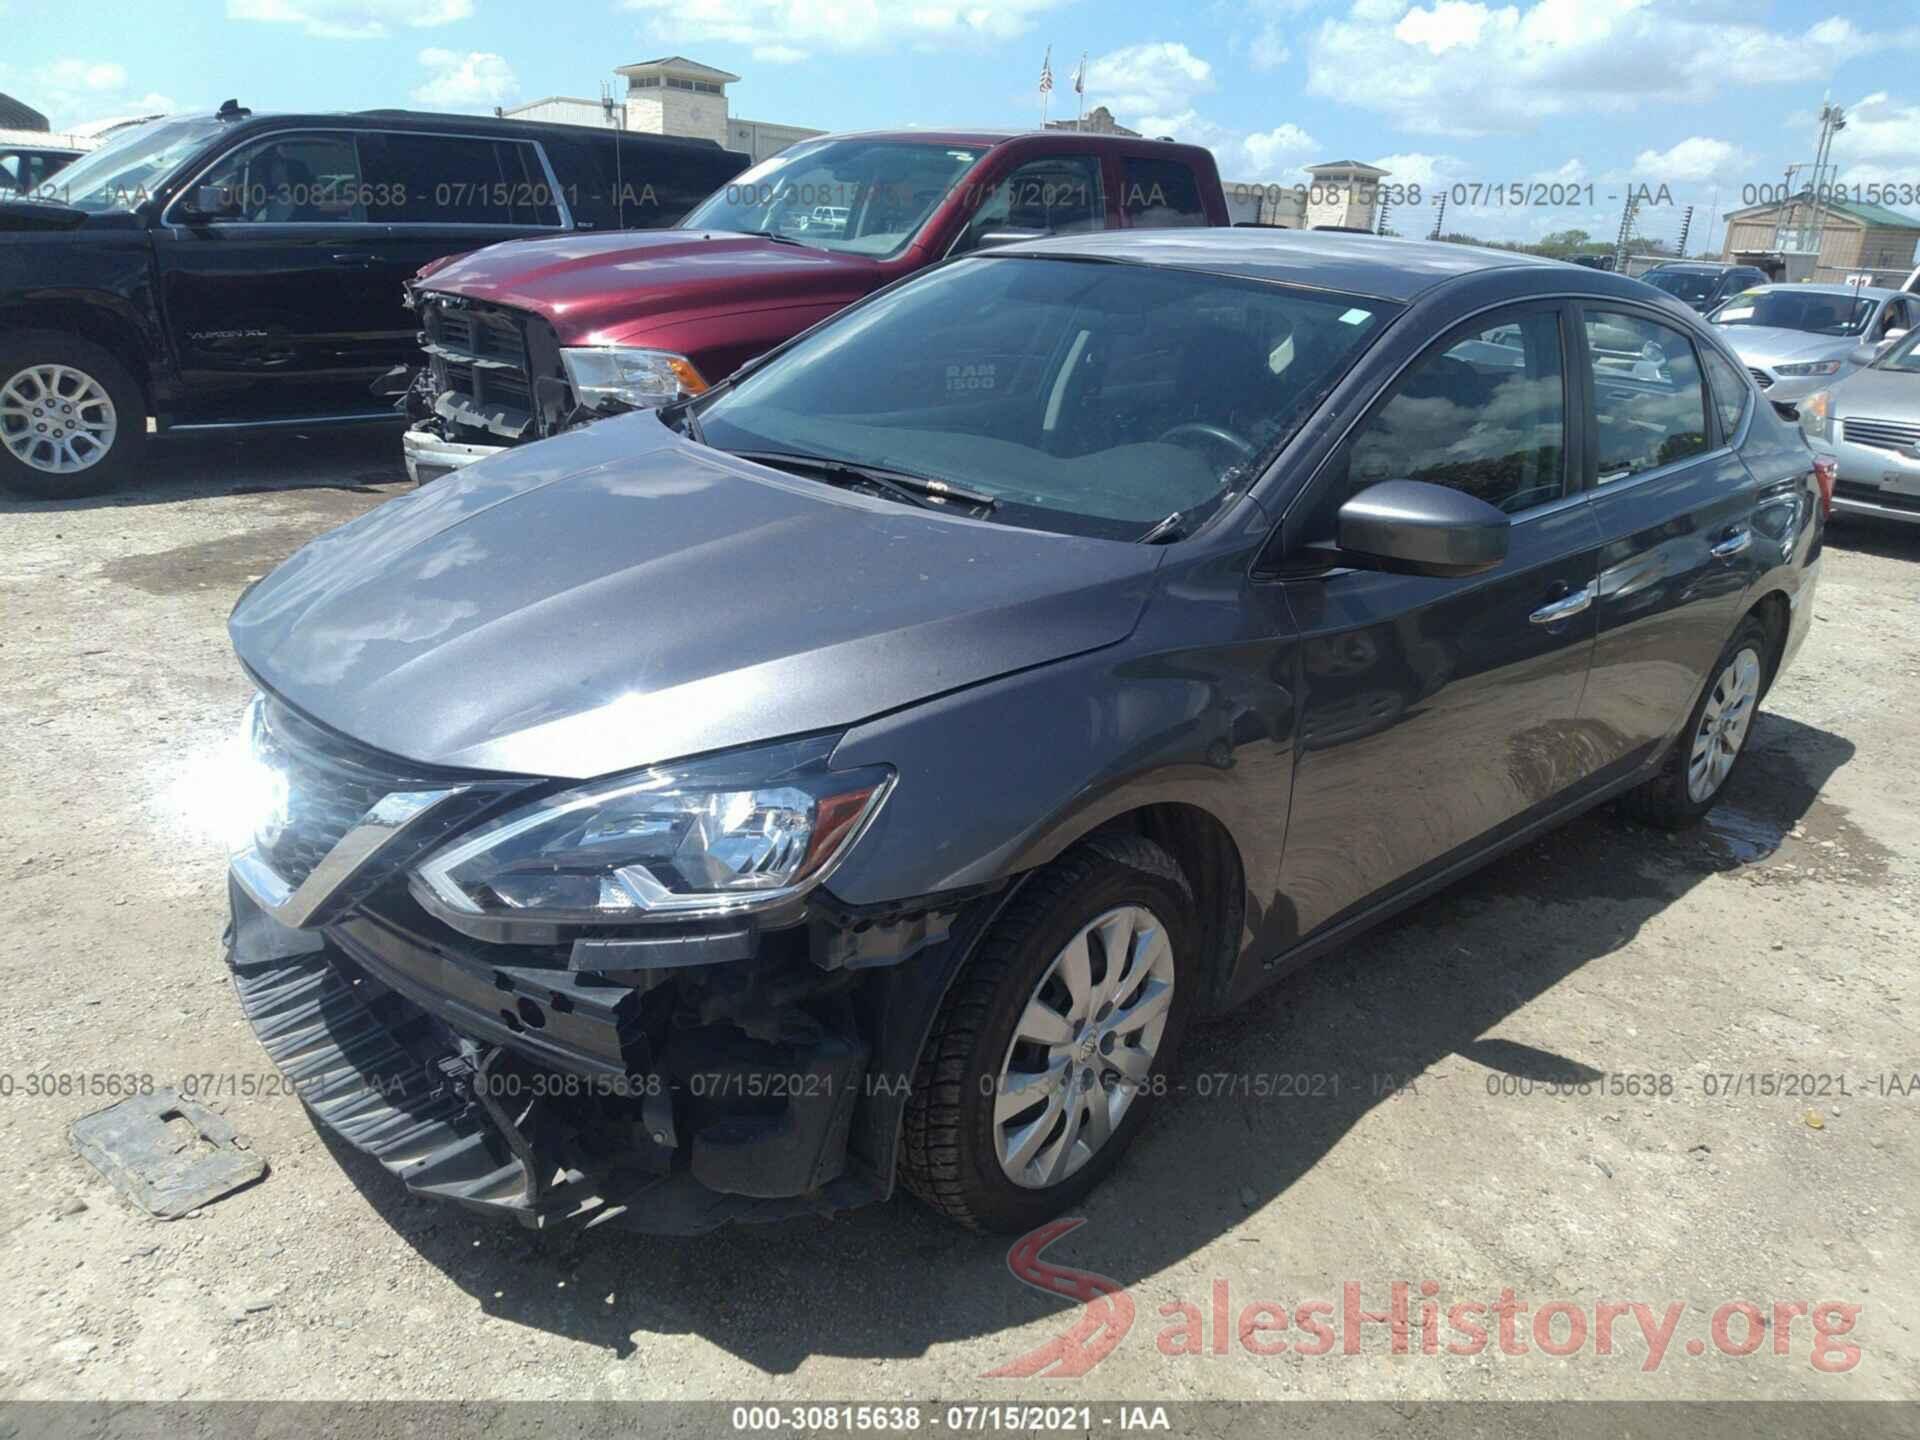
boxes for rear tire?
[0,333,147,499]
[1623,616,1770,829]
[900,834,1198,1233]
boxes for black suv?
[1639,261,1772,313]
[0,104,745,497]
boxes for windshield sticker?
[1339,308,1373,325]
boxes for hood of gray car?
[1832,366,1920,419]
[230,412,1163,779]
[1716,326,1855,368]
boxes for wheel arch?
[1743,587,1792,697]
[0,300,156,396]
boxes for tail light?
[1811,455,1837,520]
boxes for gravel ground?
[0,430,1915,1403]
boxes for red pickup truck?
[399,127,1230,482]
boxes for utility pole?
[1430,192,1447,240]
[1676,205,1694,259]
[1808,101,1847,274]
[1376,195,1393,237]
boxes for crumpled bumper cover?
[225,876,885,1233]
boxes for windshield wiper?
[1138,510,1189,544]
[732,450,997,514]
[660,396,705,444]
[733,229,810,248]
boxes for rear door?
[152,128,397,421]
[1574,303,1764,771]
[1274,301,1604,938]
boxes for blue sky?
[9,0,1920,249]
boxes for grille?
[418,296,561,439]
[252,699,440,890]
[1839,416,1920,453]
[1835,479,1920,514]
[1747,367,1774,390]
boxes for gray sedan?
[1709,282,1915,417]
[1802,326,1920,526]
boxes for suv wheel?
[0,334,146,499]
[901,834,1197,1232]
[1624,615,1770,829]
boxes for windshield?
[678,138,986,258]
[1710,288,1878,337]
[27,117,222,212]
[1643,269,1720,303]
[694,255,1396,540]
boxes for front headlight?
[411,736,891,926]
[1775,359,1843,377]
[1799,389,1832,442]
[560,346,707,410]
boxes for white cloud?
[1370,151,1466,189]
[1083,42,1214,117]
[1309,0,1916,138]
[227,0,472,41]
[1622,136,1752,186]
[620,0,1067,64]
[20,58,177,130]
[1241,123,1319,179]
[411,48,518,109]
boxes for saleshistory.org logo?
[985,1219,1864,1377]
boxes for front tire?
[901,834,1198,1233]
[0,333,147,499]
[1624,615,1770,829]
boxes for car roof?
[1741,282,1901,299]
[988,227,1572,303]
[820,128,1210,154]
[171,108,735,150]
[1647,261,1740,271]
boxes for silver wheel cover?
[1,363,118,475]
[993,904,1175,1189]
[1687,647,1761,803]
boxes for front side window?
[195,132,365,223]
[694,255,1394,539]
[1643,269,1719,305]
[678,138,986,258]
[1321,308,1568,521]
[1120,157,1205,229]
[955,155,1105,252]
[1585,310,1710,482]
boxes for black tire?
[1623,615,1772,830]
[900,833,1199,1233]
[0,332,147,499]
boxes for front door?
[1274,302,1604,938]
[152,129,398,422]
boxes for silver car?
[1708,283,1915,418]
[1801,326,1920,527]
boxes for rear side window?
[1699,344,1751,440]
[359,134,561,226]
[1120,157,1205,228]
[1584,310,1710,482]
[1325,306,1568,518]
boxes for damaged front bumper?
[402,428,504,486]
[225,872,972,1233]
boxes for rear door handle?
[1710,528,1752,559]
[1529,584,1594,626]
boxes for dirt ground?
[1,430,1915,1404]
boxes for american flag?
[1039,46,1053,94]
[1073,53,1085,95]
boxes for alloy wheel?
[1,363,118,475]
[993,904,1176,1189]
[1687,646,1762,803]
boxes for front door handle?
[1710,528,1752,559]
[1529,584,1595,626]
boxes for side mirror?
[1335,479,1511,578]
[974,227,1050,249]
[1848,343,1881,367]
[178,184,240,222]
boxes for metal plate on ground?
[70,1090,267,1219]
